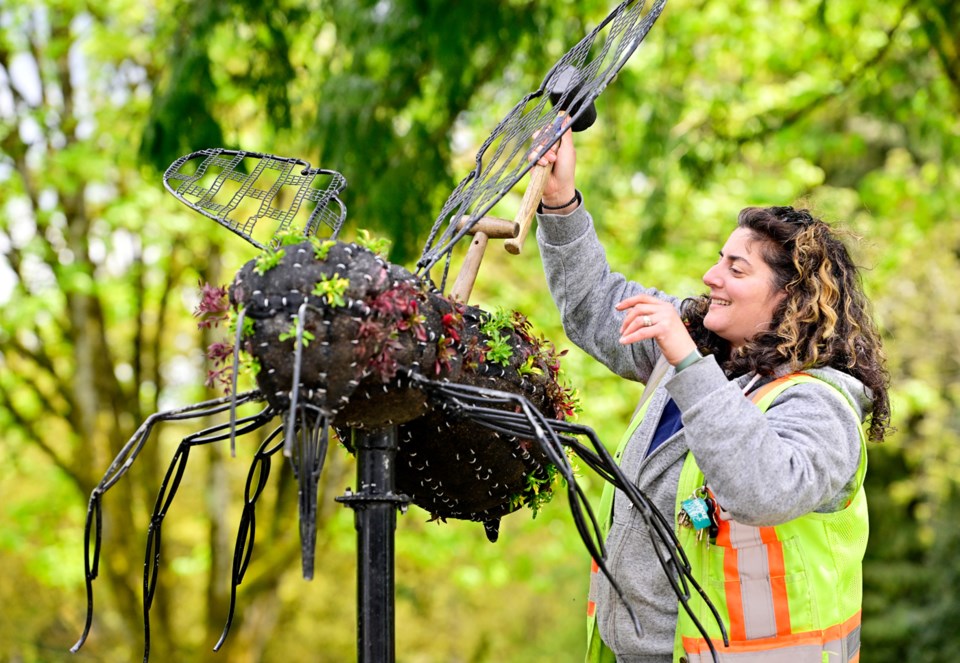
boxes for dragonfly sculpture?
[70,1,728,661]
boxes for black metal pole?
[336,426,409,663]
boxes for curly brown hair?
[682,206,892,442]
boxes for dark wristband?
[539,189,581,211]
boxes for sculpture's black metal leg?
[336,426,410,663]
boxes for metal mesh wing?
[163,148,348,250]
[416,0,666,279]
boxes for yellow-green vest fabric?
[585,374,868,663]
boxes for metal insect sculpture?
[70,1,729,661]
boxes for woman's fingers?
[617,294,661,334]
[616,295,697,365]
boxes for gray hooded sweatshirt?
[535,202,868,663]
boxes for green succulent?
[254,247,285,275]
[355,229,391,257]
[310,237,336,261]
[312,273,350,307]
[278,315,315,346]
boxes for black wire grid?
[417,0,667,286]
[163,149,348,249]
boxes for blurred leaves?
[1,0,959,660]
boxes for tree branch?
[7,333,77,422]
[713,0,913,146]
[0,377,86,494]
[920,1,960,109]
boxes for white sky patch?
[5,197,37,247]
[451,121,475,155]
[8,52,43,106]
[0,258,15,303]
[630,171,650,194]
[104,229,138,276]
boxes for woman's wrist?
[674,348,703,372]
[539,189,580,214]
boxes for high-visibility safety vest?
[585,373,868,663]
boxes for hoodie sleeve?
[536,201,677,384]
[665,356,864,525]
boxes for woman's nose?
[703,264,721,288]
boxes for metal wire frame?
[215,424,287,651]
[70,366,728,662]
[416,0,667,285]
[70,302,342,661]
[69,393,275,661]
[412,375,728,663]
[163,148,348,250]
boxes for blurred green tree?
[2,0,960,661]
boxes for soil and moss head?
[196,231,581,529]
[228,233,459,427]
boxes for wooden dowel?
[455,216,519,239]
[449,230,489,302]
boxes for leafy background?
[1,0,958,661]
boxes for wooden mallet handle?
[504,164,551,255]
[504,66,597,255]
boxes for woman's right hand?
[534,126,578,211]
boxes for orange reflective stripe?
[722,542,747,641]
[748,373,806,405]
[762,527,792,637]
[681,611,862,660]
[587,558,599,616]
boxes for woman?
[533,132,890,663]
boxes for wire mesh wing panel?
[163,148,348,250]
[417,0,666,278]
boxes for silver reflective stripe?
[724,518,779,639]
[684,627,861,662]
[686,644,822,662]
[724,516,761,547]
[737,542,776,639]
[846,624,861,656]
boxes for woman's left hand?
[616,294,698,367]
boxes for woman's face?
[702,227,786,350]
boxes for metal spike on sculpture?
[69,1,729,662]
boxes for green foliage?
[242,351,261,377]
[483,330,514,367]
[227,306,256,340]
[311,273,350,307]
[354,228,392,257]
[254,247,285,274]
[278,315,315,346]
[480,307,515,336]
[311,237,336,261]
[479,307,517,366]
[517,354,543,377]
[277,230,308,246]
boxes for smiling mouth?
[709,298,731,307]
